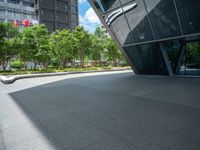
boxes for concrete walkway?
[0,70,200,150]
[0,68,131,84]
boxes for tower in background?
[0,0,37,28]
[36,0,78,32]
[0,0,78,31]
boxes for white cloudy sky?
[78,0,101,32]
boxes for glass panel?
[124,43,168,75]
[179,41,200,76]
[176,0,200,35]
[94,0,120,13]
[7,0,20,4]
[161,39,184,73]
[120,0,133,5]
[124,0,155,43]
[145,0,181,39]
[105,11,134,46]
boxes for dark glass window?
[7,0,20,4]
[70,6,77,12]
[23,1,34,7]
[176,0,200,35]
[105,11,134,46]
[70,0,77,6]
[95,0,120,13]
[71,14,77,21]
[42,0,53,9]
[124,0,155,43]
[124,43,168,75]
[57,1,67,11]
[145,0,181,39]
[0,9,5,15]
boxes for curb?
[0,69,132,84]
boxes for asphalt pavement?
[0,70,200,150]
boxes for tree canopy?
[0,23,125,70]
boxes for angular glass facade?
[124,43,168,75]
[89,0,200,76]
[145,0,182,39]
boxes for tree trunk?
[2,65,6,71]
[80,55,84,67]
[63,59,68,68]
[42,62,48,69]
[80,51,84,68]
[113,59,117,67]
[34,62,37,70]
[99,53,102,67]
[94,60,97,67]
[60,60,63,69]
[80,59,84,68]
[24,62,28,70]
[2,60,7,71]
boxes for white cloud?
[78,0,86,3]
[84,8,100,24]
[79,8,101,32]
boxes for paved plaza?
[0,70,200,150]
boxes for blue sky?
[78,0,101,32]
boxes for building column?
[159,43,174,76]
[175,41,186,75]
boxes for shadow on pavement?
[8,73,200,150]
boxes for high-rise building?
[0,0,37,27]
[0,0,78,31]
[89,0,200,76]
[36,0,78,32]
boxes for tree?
[20,24,51,69]
[20,25,37,68]
[90,34,101,66]
[90,27,107,66]
[0,22,19,70]
[50,29,77,68]
[34,25,51,68]
[105,37,121,66]
[73,26,92,67]
[0,22,6,67]
[0,22,6,44]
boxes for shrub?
[11,60,24,70]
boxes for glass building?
[0,0,37,29]
[37,0,78,32]
[89,0,200,76]
[0,0,78,32]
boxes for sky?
[78,0,101,32]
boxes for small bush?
[11,60,24,70]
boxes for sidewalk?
[0,68,132,84]
[0,71,199,150]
